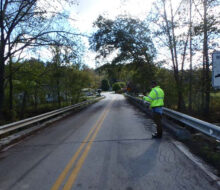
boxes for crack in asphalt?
[4,138,154,151]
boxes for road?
[0,93,218,190]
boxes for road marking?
[51,99,113,190]
[50,126,96,190]
[63,106,110,190]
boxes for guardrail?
[125,94,220,140]
[0,96,104,139]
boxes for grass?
[184,134,220,176]
[211,91,220,98]
[209,92,220,123]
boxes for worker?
[143,81,164,138]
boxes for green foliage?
[97,63,120,84]
[112,83,121,92]
[210,92,220,123]
[112,82,126,93]
[101,79,110,91]
[97,62,156,93]
[91,15,156,94]
[2,57,97,123]
[187,134,220,173]
[117,82,126,88]
[90,15,155,64]
[154,68,178,109]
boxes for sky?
[70,0,154,33]
[22,0,155,68]
[68,0,155,68]
[32,0,220,70]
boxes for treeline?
[97,63,219,122]
[90,0,220,122]
[2,58,97,124]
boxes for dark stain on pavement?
[119,139,161,180]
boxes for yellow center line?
[51,99,114,190]
[62,105,111,190]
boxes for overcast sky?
[68,0,155,68]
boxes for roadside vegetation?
[1,57,99,125]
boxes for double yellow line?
[51,99,114,190]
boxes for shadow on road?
[121,140,161,179]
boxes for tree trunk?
[162,0,186,111]
[9,58,13,118]
[177,86,185,111]
[34,88,38,110]
[0,0,5,120]
[203,0,210,115]
[20,91,27,119]
[57,80,61,108]
[188,0,193,112]
[201,54,205,112]
[0,57,5,120]
[174,72,185,111]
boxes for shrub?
[112,82,126,93]
[101,79,110,91]
[112,83,121,92]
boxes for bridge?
[0,93,219,190]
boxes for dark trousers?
[153,112,162,136]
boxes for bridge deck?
[0,93,218,190]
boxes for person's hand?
[143,100,150,108]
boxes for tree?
[0,0,78,118]
[112,81,126,93]
[90,15,156,92]
[150,0,194,111]
[101,79,110,91]
[10,59,46,118]
[97,63,122,85]
[112,83,121,92]
[90,15,155,62]
[189,0,193,112]
[190,0,220,114]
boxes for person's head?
[151,80,157,88]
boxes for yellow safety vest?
[143,86,164,108]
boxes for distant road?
[0,92,218,190]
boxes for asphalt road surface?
[0,93,219,190]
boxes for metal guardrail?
[0,96,104,138]
[125,94,220,140]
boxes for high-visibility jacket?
[143,86,164,108]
